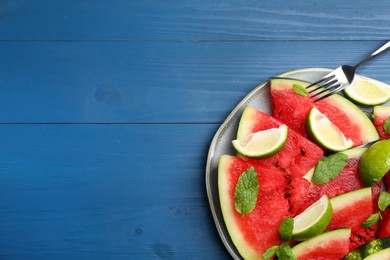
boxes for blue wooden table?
[1,1,390,259]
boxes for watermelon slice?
[291,148,381,249]
[344,236,390,259]
[373,105,390,139]
[236,106,324,179]
[292,228,351,260]
[294,148,381,214]
[235,106,324,214]
[270,78,380,147]
[328,188,375,250]
[218,155,290,259]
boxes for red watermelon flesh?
[327,188,375,250]
[384,172,390,191]
[373,105,390,139]
[270,78,379,147]
[237,106,324,179]
[292,229,351,260]
[218,155,290,259]
[288,176,311,215]
[293,150,381,215]
[292,148,381,249]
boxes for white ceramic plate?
[205,68,389,259]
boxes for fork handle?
[354,40,390,69]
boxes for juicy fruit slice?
[344,76,390,106]
[363,247,390,259]
[270,78,379,146]
[344,236,390,259]
[218,155,290,259]
[328,188,374,250]
[292,228,351,260]
[307,107,354,152]
[359,140,390,187]
[294,148,381,249]
[373,106,390,140]
[297,148,367,212]
[236,106,323,179]
[292,195,332,240]
[232,125,288,158]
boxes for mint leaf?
[362,213,380,228]
[262,245,279,259]
[379,191,390,211]
[384,117,390,135]
[234,167,259,215]
[279,218,294,241]
[312,153,348,184]
[293,84,308,97]
[277,243,296,260]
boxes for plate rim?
[204,67,332,259]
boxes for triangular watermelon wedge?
[291,148,381,249]
[270,78,380,147]
[236,106,324,179]
[218,155,290,259]
[373,105,390,140]
[292,228,351,260]
[328,188,375,250]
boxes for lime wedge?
[232,125,288,158]
[306,107,354,152]
[344,76,390,106]
[292,195,333,240]
[359,140,390,187]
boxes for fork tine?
[313,84,341,102]
[305,74,335,90]
[308,79,337,95]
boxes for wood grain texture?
[0,41,389,123]
[0,124,229,259]
[0,0,390,40]
[1,1,390,258]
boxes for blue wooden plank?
[0,124,229,259]
[0,0,390,40]
[0,41,389,123]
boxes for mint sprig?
[263,243,296,260]
[262,246,279,259]
[379,191,390,211]
[293,84,308,97]
[362,213,380,228]
[312,153,348,185]
[234,167,259,215]
[279,218,294,241]
[361,191,390,228]
[263,217,297,259]
[277,243,296,260]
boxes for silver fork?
[306,40,390,102]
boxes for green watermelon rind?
[236,106,264,141]
[270,78,380,145]
[373,106,390,139]
[362,247,390,260]
[373,105,390,118]
[218,155,263,259]
[292,228,351,258]
[343,236,390,260]
[330,187,372,212]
